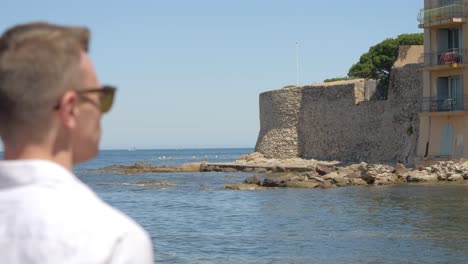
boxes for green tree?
[348,33,423,98]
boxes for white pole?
[296,41,299,87]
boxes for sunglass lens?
[100,87,115,113]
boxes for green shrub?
[323,77,357,83]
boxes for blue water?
[7,148,468,263]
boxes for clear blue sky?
[0,0,423,150]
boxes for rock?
[307,175,325,183]
[224,183,265,190]
[242,167,255,172]
[134,162,152,168]
[199,162,208,172]
[254,168,268,173]
[349,178,368,186]
[244,175,262,185]
[205,165,215,171]
[238,154,249,161]
[323,172,350,187]
[261,173,304,187]
[179,162,203,172]
[245,152,265,162]
[134,180,176,186]
[406,171,438,182]
[339,169,361,179]
[320,180,336,189]
[304,171,320,178]
[212,166,223,172]
[360,164,398,185]
[394,163,410,175]
[223,168,238,173]
[357,162,368,170]
[373,173,399,185]
[316,164,336,176]
[271,165,287,173]
[285,181,320,188]
[448,174,464,181]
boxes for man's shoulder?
[42,178,148,238]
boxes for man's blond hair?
[0,22,90,141]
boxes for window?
[437,76,464,110]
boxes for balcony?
[418,2,465,28]
[421,96,468,115]
[424,49,468,70]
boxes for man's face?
[72,52,102,163]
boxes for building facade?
[417,0,468,160]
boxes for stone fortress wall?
[255,46,424,163]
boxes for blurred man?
[0,22,154,263]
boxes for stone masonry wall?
[255,46,423,164]
[255,87,302,159]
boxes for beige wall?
[423,114,468,158]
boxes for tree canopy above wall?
[347,33,423,99]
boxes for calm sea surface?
[6,148,468,263]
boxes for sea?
[5,148,468,263]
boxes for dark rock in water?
[200,162,208,172]
[244,175,262,185]
[316,164,336,176]
[254,168,268,173]
[134,162,152,168]
[271,166,287,173]
[205,165,216,172]
[285,181,320,188]
[99,162,202,174]
[243,167,255,173]
[223,168,238,173]
[261,173,305,187]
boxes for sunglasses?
[54,85,116,113]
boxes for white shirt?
[0,160,154,264]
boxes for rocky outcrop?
[226,156,468,190]
[98,162,203,174]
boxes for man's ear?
[58,91,79,129]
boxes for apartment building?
[417,0,468,160]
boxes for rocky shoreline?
[97,152,468,190]
[223,152,468,190]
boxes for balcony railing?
[424,49,468,67]
[418,2,464,26]
[421,96,468,112]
